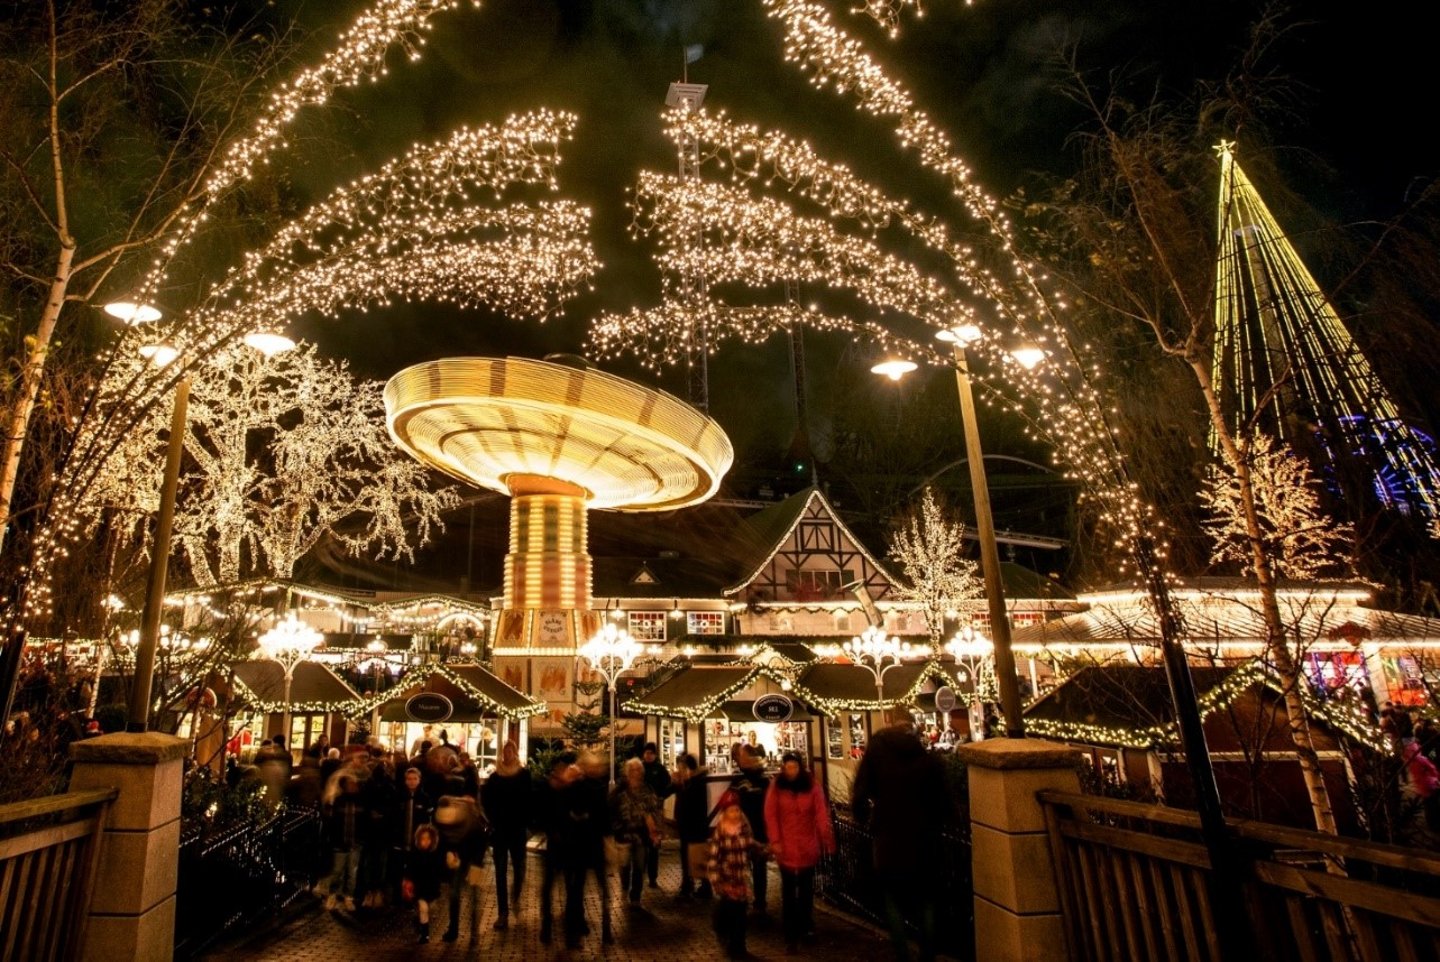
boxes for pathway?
[200,844,926,961]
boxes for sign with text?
[753,693,795,723]
[405,693,454,723]
[934,686,958,714]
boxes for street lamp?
[257,612,324,745]
[833,625,917,704]
[577,622,644,785]
[929,324,1031,738]
[944,624,995,735]
[122,310,296,731]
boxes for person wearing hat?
[708,789,758,959]
[639,741,673,888]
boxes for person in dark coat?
[434,794,488,943]
[723,743,772,913]
[674,753,713,899]
[406,824,445,943]
[852,717,951,962]
[322,773,367,911]
[562,752,613,949]
[390,767,433,900]
[481,741,531,929]
[639,742,673,886]
[537,752,579,946]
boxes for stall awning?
[231,660,362,713]
[792,660,955,713]
[359,664,545,721]
[627,664,799,723]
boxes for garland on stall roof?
[231,660,368,716]
[785,659,957,717]
[624,664,799,725]
[348,663,546,721]
[1022,659,1388,752]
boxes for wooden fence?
[0,788,117,962]
[1039,789,1440,962]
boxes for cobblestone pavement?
[201,844,919,961]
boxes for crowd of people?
[243,730,847,957]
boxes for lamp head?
[870,359,918,381]
[104,301,162,325]
[936,324,982,345]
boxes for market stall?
[228,659,364,757]
[361,663,546,769]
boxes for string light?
[133,0,477,309]
[29,111,592,619]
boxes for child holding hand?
[708,790,758,959]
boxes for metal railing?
[0,787,116,962]
[1039,789,1440,962]
[815,805,973,959]
[173,803,323,958]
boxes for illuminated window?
[628,611,667,642]
[688,611,726,635]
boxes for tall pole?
[609,679,618,786]
[279,667,294,746]
[948,345,1025,738]
[128,377,190,733]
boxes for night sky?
[262,0,1436,577]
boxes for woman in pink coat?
[764,751,836,954]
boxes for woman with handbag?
[674,753,713,898]
[608,757,662,907]
[764,752,836,954]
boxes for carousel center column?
[491,474,600,729]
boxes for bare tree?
[888,487,983,649]
[87,341,461,584]
[1017,13,1352,834]
[1201,432,1355,579]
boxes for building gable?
[726,488,896,604]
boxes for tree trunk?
[0,244,75,556]
[1189,356,1339,836]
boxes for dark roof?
[999,562,1076,601]
[372,666,542,721]
[768,643,819,664]
[445,664,542,714]
[628,666,755,716]
[590,555,733,599]
[1023,666,1236,733]
[795,661,936,705]
[231,660,361,708]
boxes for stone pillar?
[68,731,186,962]
[955,738,1081,962]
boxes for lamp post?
[123,313,295,732]
[830,625,916,705]
[578,622,644,785]
[931,325,1033,738]
[257,612,323,745]
[944,624,995,737]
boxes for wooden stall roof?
[360,664,545,721]
[230,660,362,710]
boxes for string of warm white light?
[133,0,476,309]
[29,111,593,621]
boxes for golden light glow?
[104,301,163,325]
[384,356,733,512]
[871,359,918,381]
[243,331,298,357]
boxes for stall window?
[848,713,867,758]
[628,611,667,642]
[688,611,726,635]
[827,719,844,759]
[659,717,684,768]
